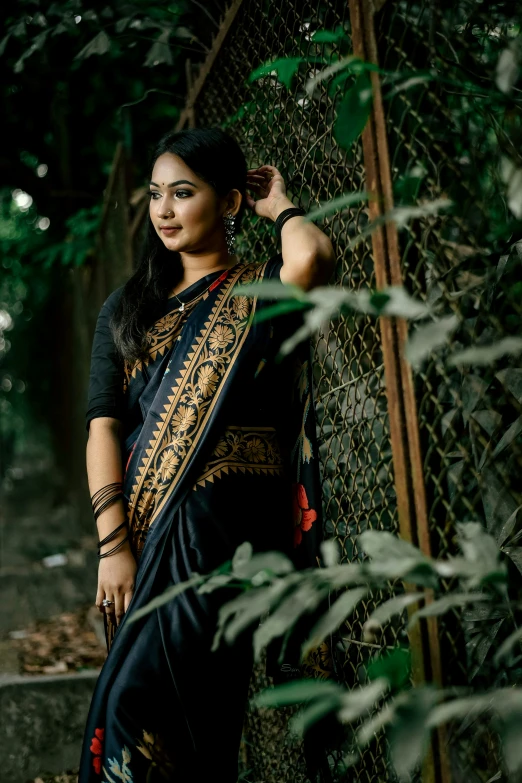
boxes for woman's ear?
[225,188,243,217]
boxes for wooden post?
[347,2,450,782]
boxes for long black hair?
[111,127,248,364]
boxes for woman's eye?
[148,192,161,200]
[174,190,190,199]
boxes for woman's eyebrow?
[149,179,198,188]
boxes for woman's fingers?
[95,584,106,614]
[104,596,116,624]
[123,589,134,614]
[113,591,125,626]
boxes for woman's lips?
[160,226,181,235]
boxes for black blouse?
[85,255,284,434]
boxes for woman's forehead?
[151,153,201,185]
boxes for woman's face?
[149,152,231,253]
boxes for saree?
[79,255,323,783]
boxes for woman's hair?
[111,127,248,364]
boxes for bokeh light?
[12,189,33,210]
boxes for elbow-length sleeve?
[86,288,125,431]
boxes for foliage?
[128,522,522,780]
[0,0,220,458]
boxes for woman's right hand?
[96,543,137,625]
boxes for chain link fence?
[188,1,398,780]
[146,0,521,780]
[375,3,521,781]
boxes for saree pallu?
[79,256,323,783]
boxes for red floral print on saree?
[292,482,317,547]
[89,727,104,774]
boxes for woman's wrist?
[99,531,129,555]
[269,195,297,222]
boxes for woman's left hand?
[246,165,288,221]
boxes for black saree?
[79,255,323,783]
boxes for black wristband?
[274,207,306,243]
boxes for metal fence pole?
[347,1,450,781]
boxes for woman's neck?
[169,253,240,297]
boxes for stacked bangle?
[274,207,306,244]
[98,532,130,559]
[91,481,123,521]
[91,482,129,559]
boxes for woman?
[79,127,335,782]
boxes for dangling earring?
[223,212,236,255]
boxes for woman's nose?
[156,200,173,219]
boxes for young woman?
[79,127,335,782]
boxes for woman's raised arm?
[245,164,336,290]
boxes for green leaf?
[495,692,522,773]
[333,71,373,150]
[115,17,132,33]
[76,30,111,59]
[214,577,299,649]
[491,415,522,461]
[384,74,433,98]
[496,368,522,404]
[405,316,459,369]
[254,582,327,659]
[366,593,424,629]
[321,563,366,589]
[367,649,411,690]
[232,279,307,301]
[457,522,501,585]
[496,45,520,95]
[0,34,10,57]
[232,550,294,580]
[477,468,519,542]
[388,688,437,781]
[448,337,522,367]
[467,619,504,679]
[372,286,430,319]
[494,626,522,663]
[248,57,310,89]
[197,573,233,594]
[338,678,389,723]
[359,530,426,563]
[497,505,522,547]
[408,593,491,628]
[427,694,494,728]
[290,696,341,737]
[304,190,368,221]
[311,28,350,44]
[304,56,361,96]
[461,374,490,424]
[357,701,396,747]
[320,539,340,567]
[231,541,253,573]
[366,558,437,585]
[253,299,312,325]
[253,678,344,708]
[301,586,368,656]
[145,29,172,67]
[503,546,522,575]
[127,575,204,623]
